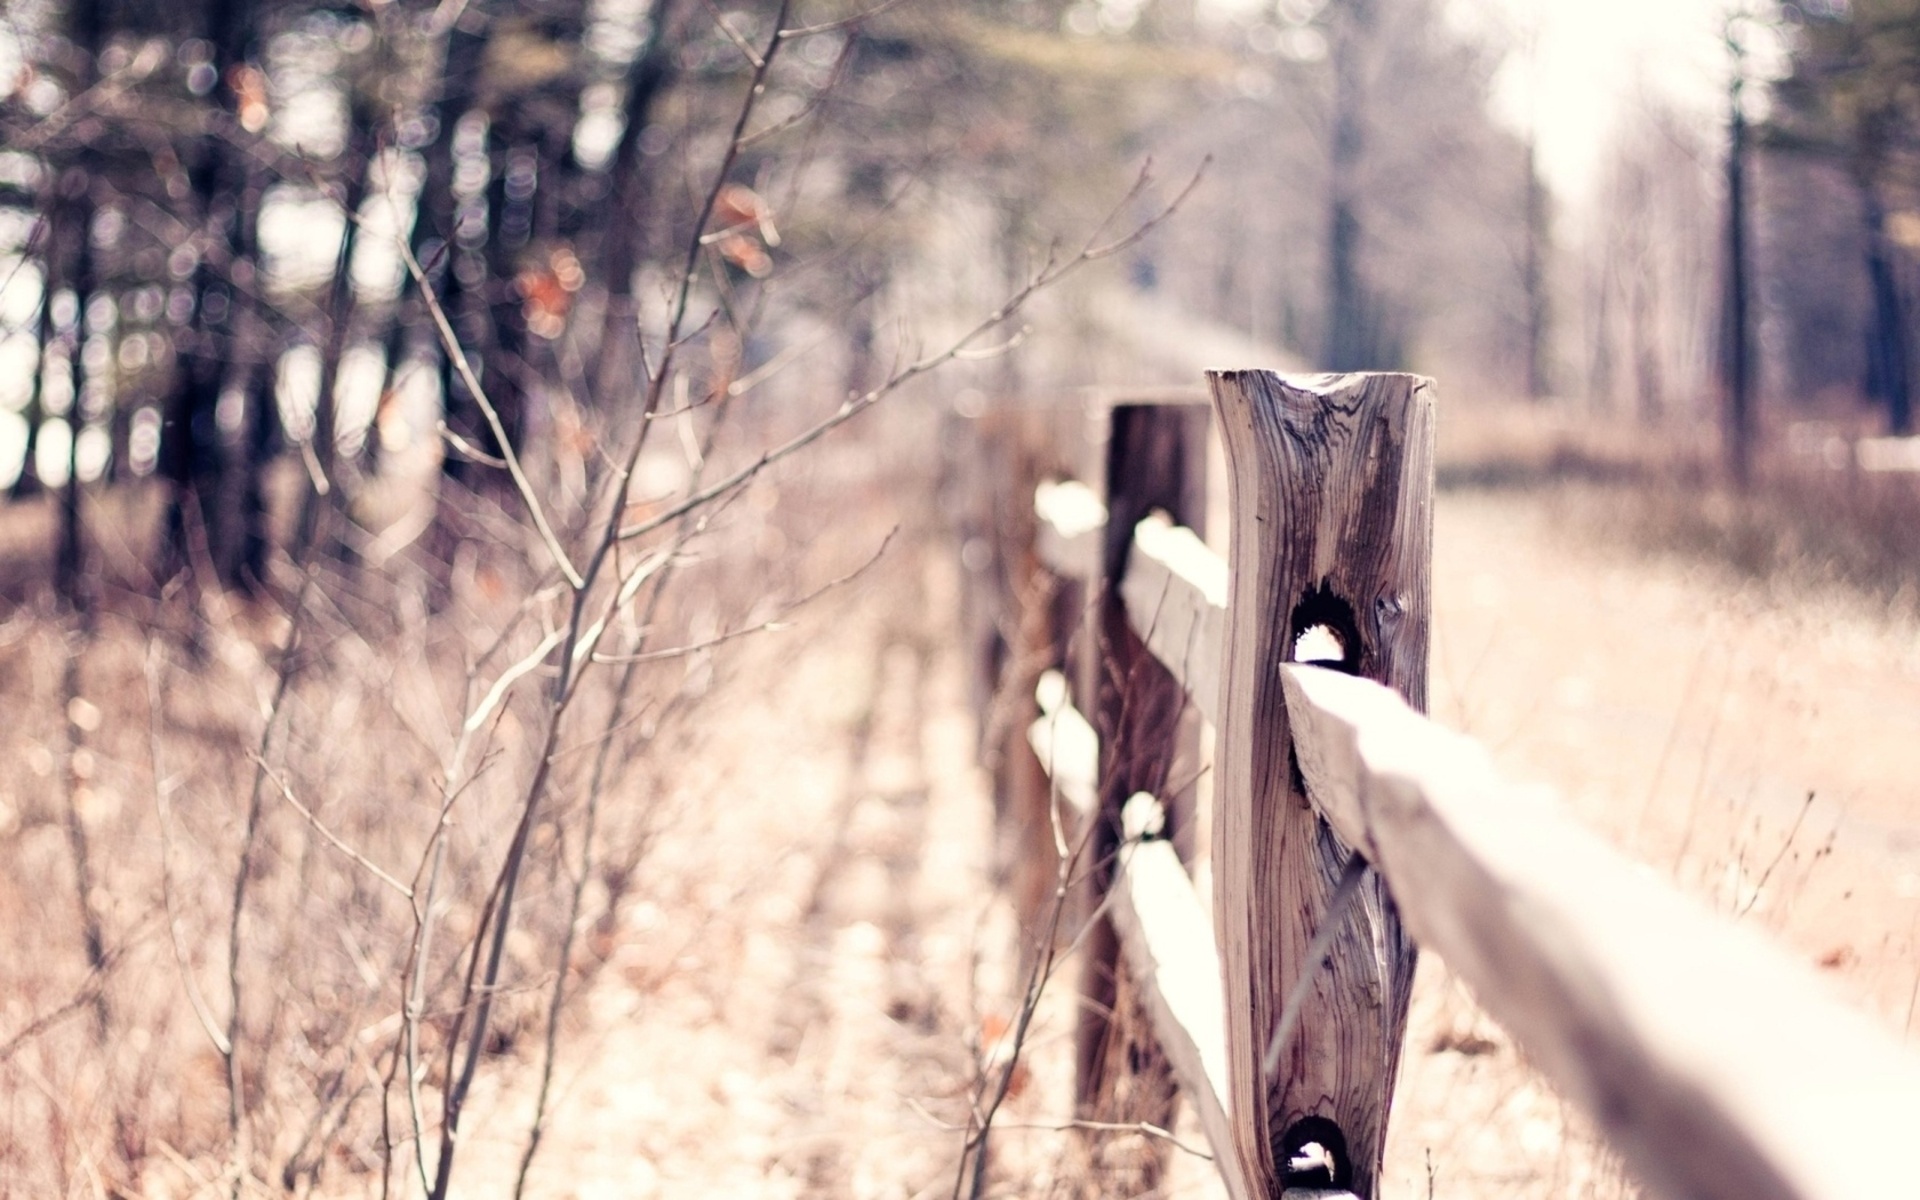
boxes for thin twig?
[251,755,414,898]
[591,529,895,664]
[740,29,855,147]
[699,0,766,68]
[428,10,798,1195]
[777,0,912,38]
[0,950,123,1067]
[439,425,510,469]
[225,567,318,1199]
[396,239,583,589]
[464,626,567,736]
[6,39,169,152]
[955,772,1113,1200]
[1734,791,1816,919]
[1262,852,1371,1080]
[515,374,740,1197]
[618,159,1207,547]
[909,1102,1212,1162]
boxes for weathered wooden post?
[1073,398,1209,1180]
[1206,371,1433,1198]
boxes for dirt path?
[436,513,1066,1200]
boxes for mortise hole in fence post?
[1278,1115,1352,1192]
[1288,585,1362,675]
[1206,370,1434,1200]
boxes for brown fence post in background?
[950,400,1075,961]
[1206,371,1433,1198]
[1072,399,1210,1183]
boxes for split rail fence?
[961,370,1920,1200]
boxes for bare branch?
[593,528,896,665]
[617,161,1205,547]
[251,756,414,899]
[464,626,566,738]
[700,0,767,69]
[8,39,169,152]
[778,0,913,38]
[396,238,583,589]
[439,425,511,470]
[741,31,856,147]
[909,1102,1214,1162]
[429,10,799,1194]
[0,953,122,1066]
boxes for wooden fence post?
[1072,399,1209,1181]
[954,402,1076,962]
[1206,371,1433,1198]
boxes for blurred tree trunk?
[593,1,680,412]
[480,128,533,467]
[434,26,488,456]
[160,0,265,584]
[1862,189,1913,434]
[52,0,108,609]
[13,205,51,501]
[1721,46,1754,487]
[471,12,590,477]
[1324,0,1381,372]
[1523,132,1550,400]
[225,163,278,588]
[412,17,488,588]
[1631,265,1663,424]
[53,171,94,610]
[1324,1,1366,371]
[303,114,377,556]
[1766,0,1920,434]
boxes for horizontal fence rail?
[1282,664,1920,1200]
[1011,371,1920,1200]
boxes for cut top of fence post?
[1205,370,1435,1199]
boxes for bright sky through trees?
[1464,0,1767,201]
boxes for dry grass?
[1391,394,1920,1197]
[0,547,680,1195]
[7,387,1915,1200]
[1434,397,1920,623]
[0,389,947,1197]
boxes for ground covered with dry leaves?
[436,532,1014,1198]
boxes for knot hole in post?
[1288,585,1362,676]
[1277,1115,1351,1192]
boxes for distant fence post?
[1206,371,1434,1198]
[1072,398,1210,1181]
[947,398,1080,969]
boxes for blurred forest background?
[3,0,1920,1196]
[4,0,1920,597]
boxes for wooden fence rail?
[986,369,1920,1200]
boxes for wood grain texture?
[1206,371,1433,1198]
[1281,663,1920,1200]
